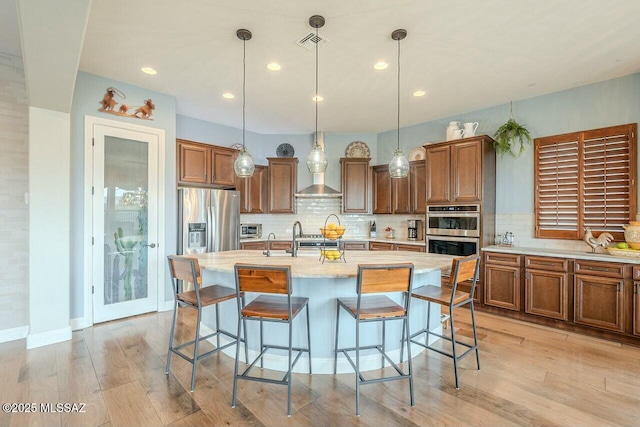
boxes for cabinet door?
[410,161,426,214]
[268,158,297,213]
[270,241,293,250]
[372,165,392,214]
[396,244,425,252]
[484,264,520,311]
[211,147,236,187]
[178,141,209,184]
[341,158,370,213]
[237,165,267,213]
[525,269,568,320]
[369,241,394,251]
[634,282,640,336]
[574,275,624,332]
[342,241,368,250]
[392,174,411,214]
[425,145,451,203]
[452,140,482,202]
[241,241,267,250]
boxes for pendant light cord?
[242,38,246,149]
[315,25,319,144]
[397,36,401,151]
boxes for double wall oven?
[426,205,480,256]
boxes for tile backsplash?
[241,198,424,240]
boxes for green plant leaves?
[493,118,532,158]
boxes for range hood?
[295,131,342,198]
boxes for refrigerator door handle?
[145,243,157,248]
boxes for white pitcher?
[446,121,461,141]
[463,122,479,137]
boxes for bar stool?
[232,264,311,417]
[166,255,247,391]
[334,263,414,416]
[403,254,481,389]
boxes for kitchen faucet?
[263,233,276,257]
[292,221,303,257]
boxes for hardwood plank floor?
[1,308,639,426]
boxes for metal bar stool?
[334,263,414,416]
[402,254,481,389]
[232,264,311,417]
[166,255,247,391]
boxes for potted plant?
[493,101,532,157]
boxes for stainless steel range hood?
[295,131,342,198]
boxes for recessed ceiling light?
[267,63,281,71]
[374,62,388,70]
[141,67,157,75]
[223,93,235,99]
[413,90,426,97]
[312,95,323,102]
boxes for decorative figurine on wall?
[98,87,155,120]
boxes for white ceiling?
[3,0,640,134]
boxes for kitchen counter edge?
[482,245,640,264]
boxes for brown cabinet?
[240,241,267,250]
[369,241,425,252]
[267,158,297,214]
[342,241,368,250]
[237,165,267,213]
[341,158,370,213]
[371,164,411,214]
[574,260,627,333]
[269,241,293,250]
[634,281,640,336]
[425,136,492,204]
[524,256,569,321]
[369,241,394,251]
[177,139,238,187]
[410,160,426,214]
[396,243,426,252]
[483,252,521,311]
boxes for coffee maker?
[407,219,423,241]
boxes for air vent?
[296,32,329,50]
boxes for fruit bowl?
[320,249,343,261]
[320,223,346,240]
[606,247,640,258]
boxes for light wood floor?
[1,307,639,427]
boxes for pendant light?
[306,15,328,174]
[234,28,255,178]
[388,29,410,179]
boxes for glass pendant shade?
[306,142,327,173]
[234,147,255,177]
[389,148,410,178]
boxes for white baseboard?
[26,326,72,349]
[0,325,29,344]
[70,317,92,331]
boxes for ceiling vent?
[296,32,329,50]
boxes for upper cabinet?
[268,157,298,214]
[177,139,238,188]
[372,165,392,214]
[237,164,267,213]
[410,160,426,214]
[341,158,370,214]
[372,162,423,215]
[425,135,495,205]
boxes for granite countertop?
[240,237,426,246]
[193,250,453,278]
[482,245,640,264]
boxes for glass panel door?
[93,125,159,323]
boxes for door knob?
[146,243,157,248]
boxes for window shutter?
[581,125,636,239]
[534,134,580,239]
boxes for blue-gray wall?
[377,73,640,213]
[70,71,177,319]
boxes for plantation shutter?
[582,124,635,239]
[534,123,636,241]
[534,134,580,239]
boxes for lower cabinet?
[369,241,394,251]
[396,244,426,252]
[369,241,425,251]
[524,256,569,321]
[634,281,640,336]
[240,241,267,250]
[574,274,625,332]
[342,241,368,250]
[269,241,293,250]
[483,252,521,311]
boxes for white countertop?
[240,237,426,246]
[482,245,640,264]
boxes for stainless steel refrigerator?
[178,188,240,258]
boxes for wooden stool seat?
[338,295,406,319]
[241,295,308,320]
[177,284,237,307]
[411,284,469,306]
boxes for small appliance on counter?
[240,223,262,239]
[407,219,424,241]
[369,220,377,238]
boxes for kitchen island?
[192,250,454,374]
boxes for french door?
[89,120,162,323]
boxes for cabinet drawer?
[396,244,426,252]
[370,242,394,251]
[484,252,521,267]
[270,241,293,250]
[525,256,569,272]
[241,241,267,250]
[342,241,368,250]
[574,260,628,279]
